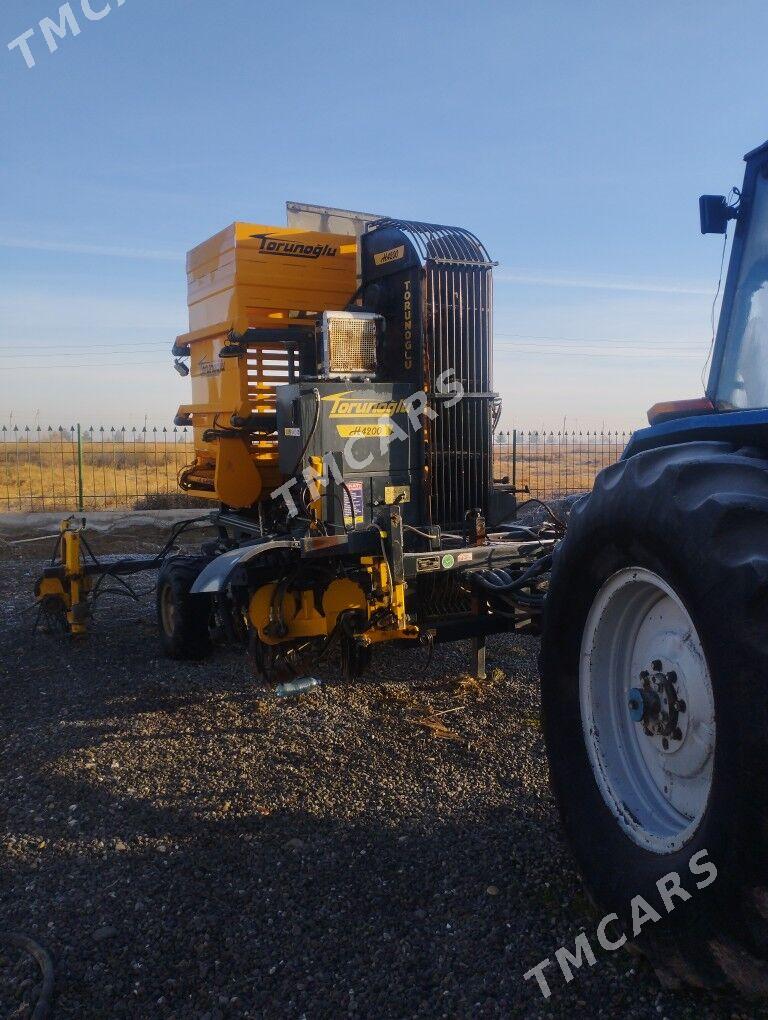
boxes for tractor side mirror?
[699,194,737,234]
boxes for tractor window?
[715,173,768,410]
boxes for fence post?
[76,422,84,512]
[511,429,517,492]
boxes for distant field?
[492,434,629,500]
[0,428,631,512]
[0,433,204,512]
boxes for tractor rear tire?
[540,441,768,997]
[156,556,213,661]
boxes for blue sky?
[1,0,766,429]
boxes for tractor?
[540,139,768,996]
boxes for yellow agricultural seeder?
[35,204,557,680]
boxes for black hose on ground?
[0,932,55,1019]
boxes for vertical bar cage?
[366,218,496,529]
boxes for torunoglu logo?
[195,354,223,377]
[250,233,338,259]
[321,391,408,418]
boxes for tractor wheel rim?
[579,567,715,854]
[160,583,176,635]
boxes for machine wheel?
[340,630,372,681]
[156,557,213,660]
[540,441,768,996]
[38,594,70,634]
[247,630,278,683]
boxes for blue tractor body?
[539,137,768,998]
[625,405,768,458]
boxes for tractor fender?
[191,538,300,593]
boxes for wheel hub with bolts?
[628,660,688,751]
[580,567,716,853]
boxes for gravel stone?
[1,540,765,1018]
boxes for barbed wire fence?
[0,423,633,513]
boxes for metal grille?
[366,217,495,266]
[246,343,293,418]
[245,342,297,463]
[427,258,494,528]
[364,218,495,528]
[323,312,378,376]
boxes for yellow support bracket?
[34,518,92,636]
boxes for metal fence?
[493,429,633,502]
[0,424,199,512]
[0,423,633,512]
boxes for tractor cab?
[642,140,768,438]
[705,139,768,411]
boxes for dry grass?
[0,438,198,512]
[492,440,627,498]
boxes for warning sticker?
[343,480,365,527]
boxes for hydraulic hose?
[466,553,553,594]
[403,524,464,543]
[0,933,55,1019]
[290,388,321,477]
[515,498,567,530]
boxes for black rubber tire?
[540,440,768,997]
[156,556,213,661]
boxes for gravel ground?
[1,539,765,1019]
